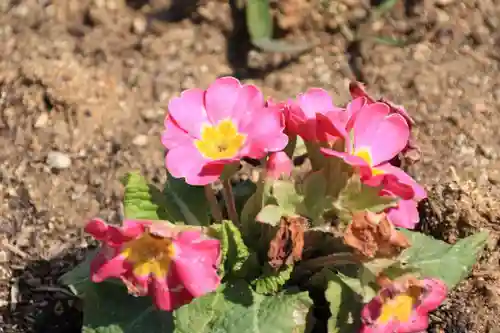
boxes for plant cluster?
[62,77,488,333]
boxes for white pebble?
[47,151,72,169]
[132,135,148,146]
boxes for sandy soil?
[1,0,500,332]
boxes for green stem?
[299,252,358,272]
[222,179,240,226]
[204,185,223,222]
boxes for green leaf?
[336,271,377,303]
[82,282,173,333]
[122,172,174,221]
[253,264,294,294]
[294,136,307,157]
[173,280,312,333]
[246,0,273,41]
[164,171,210,226]
[59,249,98,295]
[232,180,258,217]
[334,175,398,223]
[272,180,302,213]
[240,180,274,225]
[213,220,257,279]
[252,38,314,55]
[316,269,362,333]
[395,230,489,288]
[256,204,284,226]
[299,170,330,225]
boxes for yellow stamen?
[353,147,385,176]
[378,286,421,324]
[194,119,246,160]
[121,232,175,278]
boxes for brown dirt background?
[1,0,500,332]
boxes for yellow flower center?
[121,232,175,278]
[378,286,421,324]
[194,119,246,160]
[353,147,384,176]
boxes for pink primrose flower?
[162,77,288,185]
[85,218,221,311]
[361,277,447,333]
[349,81,421,167]
[321,98,424,200]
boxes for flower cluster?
[81,77,450,333]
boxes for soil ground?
[1,0,500,332]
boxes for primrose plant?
[61,78,488,333]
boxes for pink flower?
[266,151,293,179]
[349,81,421,166]
[361,276,447,333]
[85,218,221,311]
[321,98,424,200]
[162,77,288,185]
[277,88,347,141]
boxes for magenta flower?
[349,81,421,166]
[277,88,347,141]
[321,98,424,200]
[266,151,293,179]
[162,77,288,185]
[361,277,447,333]
[85,218,221,311]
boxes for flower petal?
[376,164,426,200]
[172,238,221,298]
[386,199,420,229]
[368,113,410,165]
[352,102,391,151]
[91,253,130,283]
[296,88,336,117]
[418,278,447,313]
[266,151,293,179]
[151,274,192,311]
[85,218,109,241]
[166,144,220,185]
[397,312,429,333]
[168,88,208,138]
[205,77,242,124]
[162,116,193,150]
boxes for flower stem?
[222,179,239,225]
[204,185,223,222]
[299,253,358,272]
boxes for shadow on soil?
[125,0,305,80]
[1,248,87,333]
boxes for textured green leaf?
[256,204,284,226]
[164,171,210,226]
[334,175,398,222]
[299,170,330,225]
[336,271,377,303]
[82,282,173,333]
[252,38,314,55]
[122,172,175,221]
[253,264,293,294]
[396,230,489,288]
[213,220,257,279]
[317,269,362,333]
[173,281,312,333]
[59,249,98,295]
[246,0,273,41]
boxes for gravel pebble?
[46,151,72,169]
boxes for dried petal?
[268,216,308,270]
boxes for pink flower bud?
[266,151,293,179]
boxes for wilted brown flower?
[268,216,308,270]
[343,211,410,259]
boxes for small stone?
[132,135,148,146]
[141,109,157,121]
[435,8,450,23]
[34,113,49,128]
[132,16,147,35]
[46,151,72,169]
[412,43,431,62]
